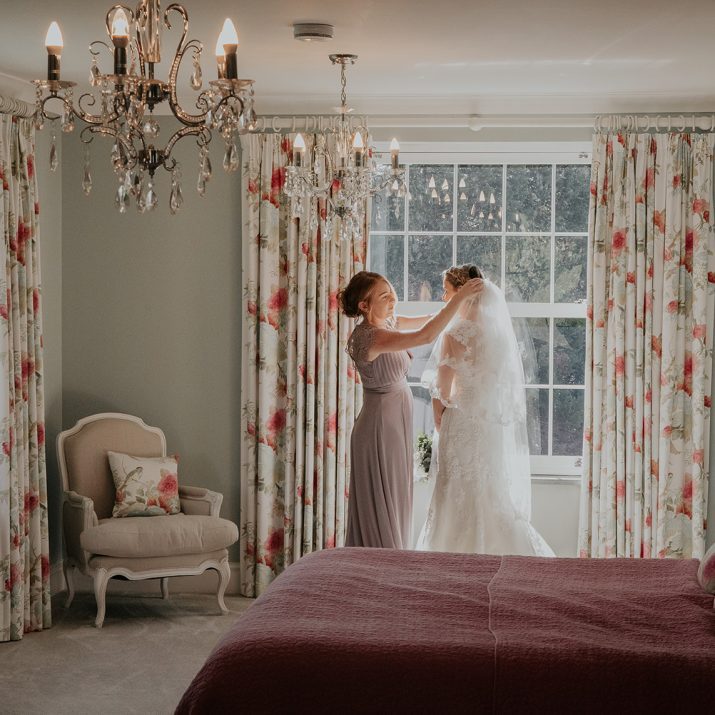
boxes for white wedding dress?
[417,280,554,556]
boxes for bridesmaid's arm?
[367,278,483,361]
[395,314,434,330]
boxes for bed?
[177,548,715,713]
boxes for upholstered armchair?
[58,413,238,627]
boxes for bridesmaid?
[340,271,482,548]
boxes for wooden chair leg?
[216,561,230,614]
[93,568,110,628]
[63,562,75,609]
[160,577,170,600]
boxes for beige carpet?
[0,591,254,714]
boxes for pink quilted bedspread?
[176,548,715,714]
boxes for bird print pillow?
[108,451,180,517]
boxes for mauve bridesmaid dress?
[345,321,413,549]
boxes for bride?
[417,264,554,556]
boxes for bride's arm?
[367,279,483,361]
[432,336,456,430]
[432,398,445,431]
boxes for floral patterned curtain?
[239,133,365,597]
[0,115,50,641]
[580,132,715,560]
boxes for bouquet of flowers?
[415,432,433,482]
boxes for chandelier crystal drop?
[283,54,405,241]
[32,1,256,213]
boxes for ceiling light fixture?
[283,53,405,240]
[293,23,334,42]
[32,0,257,213]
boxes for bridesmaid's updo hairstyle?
[443,263,484,290]
[339,271,384,318]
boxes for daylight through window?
[368,154,590,475]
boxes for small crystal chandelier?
[32,1,256,214]
[284,54,405,239]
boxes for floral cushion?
[108,451,180,518]
[697,542,715,594]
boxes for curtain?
[580,132,715,559]
[0,115,50,640]
[239,133,365,597]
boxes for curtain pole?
[0,94,34,119]
[249,113,715,133]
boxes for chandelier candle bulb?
[45,22,63,81]
[111,9,130,76]
[390,137,400,170]
[215,37,226,79]
[219,18,239,80]
[352,131,364,167]
[293,133,306,167]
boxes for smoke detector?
[293,23,334,42]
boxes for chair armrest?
[179,485,223,517]
[63,490,98,572]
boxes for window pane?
[407,341,435,382]
[553,389,584,456]
[514,317,549,385]
[505,235,550,302]
[410,385,435,450]
[506,165,552,232]
[554,236,587,303]
[456,235,502,287]
[408,165,454,232]
[408,235,453,301]
[371,187,405,232]
[555,164,590,232]
[457,165,503,232]
[370,235,405,300]
[553,318,586,385]
[526,387,548,455]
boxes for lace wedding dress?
[417,281,554,556]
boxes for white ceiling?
[0,0,713,117]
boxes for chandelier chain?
[340,63,347,111]
[283,53,406,242]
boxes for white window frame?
[369,142,591,477]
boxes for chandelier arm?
[89,40,113,62]
[117,132,139,167]
[128,37,143,76]
[164,2,189,40]
[73,91,119,125]
[163,3,210,124]
[167,39,210,125]
[312,142,334,193]
[212,91,244,117]
[163,125,211,164]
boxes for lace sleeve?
[447,318,480,347]
[346,323,376,363]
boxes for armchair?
[58,413,238,627]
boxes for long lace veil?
[421,280,533,520]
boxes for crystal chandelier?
[32,1,256,214]
[284,54,405,239]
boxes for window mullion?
[501,162,507,289]
[403,165,410,301]
[452,163,458,266]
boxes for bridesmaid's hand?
[455,277,483,302]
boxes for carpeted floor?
[0,591,254,714]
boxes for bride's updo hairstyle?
[339,271,384,318]
[443,263,484,290]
